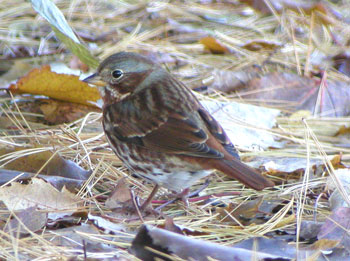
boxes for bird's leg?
[140,184,159,211]
[154,179,210,211]
[176,188,190,207]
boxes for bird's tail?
[216,158,274,190]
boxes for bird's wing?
[141,111,224,158]
[197,107,240,159]
[104,86,231,159]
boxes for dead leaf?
[199,36,228,54]
[0,169,87,192]
[241,72,350,116]
[318,207,350,251]
[239,0,343,25]
[202,99,282,150]
[39,99,100,124]
[0,178,79,212]
[48,223,120,256]
[105,177,132,209]
[5,207,47,235]
[9,65,100,107]
[308,238,339,251]
[250,156,323,183]
[274,214,295,229]
[299,221,323,241]
[330,154,347,169]
[332,51,350,77]
[88,214,126,234]
[1,148,91,181]
[327,169,350,210]
[241,40,282,51]
[163,217,185,235]
[217,197,264,225]
[204,67,260,93]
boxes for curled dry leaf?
[9,65,100,107]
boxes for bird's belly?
[152,169,213,192]
[106,135,212,192]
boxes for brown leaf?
[241,40,282,51]
[299,221,323,241]
[38,99,100,124]
[9,65,100,107]
[5,207,47,235]
[205,67,260,93]
[48,223,120,255]
[217,197,264,225]
[241,72,350,116]
[308,239,339,251]
[332,51,350,77]
[13,98,100,125]
[105,177,132,209]
[318,207,350,251]
[163,217,185,235]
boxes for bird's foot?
[154,179,210,211]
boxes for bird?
[83,52,274,210]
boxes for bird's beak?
[83,73,107,87]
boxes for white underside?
[141,169,213,192]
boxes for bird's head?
[83,52,158,104]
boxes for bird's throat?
[99,85,130,106]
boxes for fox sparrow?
[84,52,274,210]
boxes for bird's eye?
[111,69,123,79]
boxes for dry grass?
[1,0,350,260]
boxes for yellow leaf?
[9,65,100,107]
[199,37,228,54]
[274,214,295,229]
